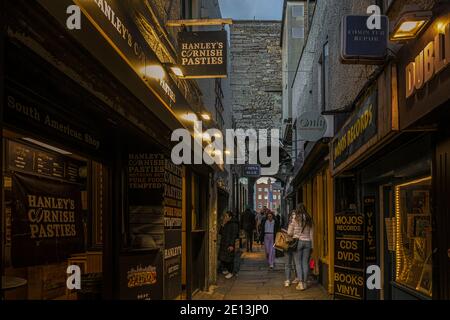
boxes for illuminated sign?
[405,21,450,98]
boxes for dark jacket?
[259,217,281,243]
[219,218,239,263]
[242,209,256,231]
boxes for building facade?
[286,0,450,300]
[1,0,231,300]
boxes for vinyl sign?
[178,31,228,79]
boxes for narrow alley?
[194,244,330,300]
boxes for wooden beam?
[166,18,233,27]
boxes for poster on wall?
[119,252,163,300]
[11,172,84,267]
[177,31,228,79]
[164,230,182,300]
[128,153,165,250]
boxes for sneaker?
[296,282,305,291]
[292,278,300,284]
[284,280,290,287]
[225,273,234,279]
[222,270,229,275]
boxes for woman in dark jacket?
[219,211,239,279]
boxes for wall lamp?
[164,63,185,78]
[182,111,212,122]
[390,11,432,41]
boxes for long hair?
[295,203,313,230]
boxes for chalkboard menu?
[8,141,82,183]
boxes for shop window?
[394,177,432,297]
[335,176,357,213]
[2,136,107,300]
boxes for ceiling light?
[22,138,72,155]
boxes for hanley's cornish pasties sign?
[178,31,228,79]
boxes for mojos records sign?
[178,31,228,79]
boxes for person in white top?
[285,204,314,291]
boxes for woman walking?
[259,211,280,269]
[284,211,300,287]
[287,204,314,290]
[219,211,239,279]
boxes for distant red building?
[255,180,281,213]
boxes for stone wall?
[230,21,282,131]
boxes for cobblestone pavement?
[194,244,332,300]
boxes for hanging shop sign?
[243,164,261,178]
[38,0,178,108]
[333,87,378,168]
[298,111,328,141]
[119,252,163,300]
[341,15,388,64]
[398,12,450,129]
[11,173,84,267]
[334,266,365,300]
[178,31,228,79]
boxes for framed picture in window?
[416,263,432,296]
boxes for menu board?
[8,141,82,183]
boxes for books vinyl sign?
[178,31,228,79]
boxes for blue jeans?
[285,248,300,281]
[298,240,312,282]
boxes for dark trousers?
[245,230,254,251]
[222,260,234,273]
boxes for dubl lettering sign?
[333,87,377,168]
[398,11,450,130]
[178,31,228,79]
[341,15,388,64]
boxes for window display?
[394,177,432,297]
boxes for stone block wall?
[230,21,282,131]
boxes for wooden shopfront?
[2,0,213,300]
[393,5,450,299]
[330,62,399,300]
